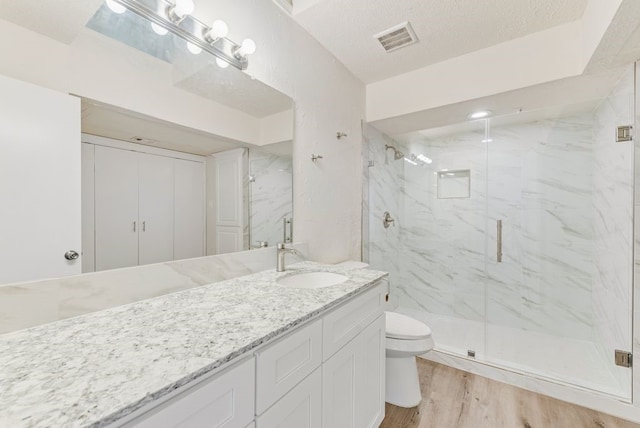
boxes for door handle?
[64,250,79,261]
[142,221,146,232]
[497,220,503,263]
[133,221,136,232]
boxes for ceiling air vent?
[374,21,418,53]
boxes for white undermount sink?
[276,272,349,289]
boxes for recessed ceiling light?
[468,110,492,120]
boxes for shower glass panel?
[364,64,634,400]
[364,120,489,357]
[485,70,634,398]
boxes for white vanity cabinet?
[122,280,387,428]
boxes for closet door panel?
[139,153,174,265]
[94,146,139,271]
[174,159,205,260]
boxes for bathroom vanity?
[0,262,388,428]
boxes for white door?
[213,149,246,254]
[81,143,96,273]
[174,159,204,260]
[138,152,174,265]
[0,75,81,284]
[95,145,139,271]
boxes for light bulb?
[236,38,256,57]
[216,58,229,69]
[173,0,194,18]
[208,20,229,40]
[106,0,126,14]
[151,23,168,35]
[187,42,202,55]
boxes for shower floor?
[397,307,629,399]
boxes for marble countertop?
[0,262,387,428]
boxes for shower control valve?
[383,211,395,229]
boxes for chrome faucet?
[276,243,299,272]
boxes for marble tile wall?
[366,75,634,347]
[0,244,307,334]
[249,150,293,247]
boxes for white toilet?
[334,261,435,408]
[385,311,434,407]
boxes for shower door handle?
[497,220,503,263]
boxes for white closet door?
[95,146,139,271]
[174,159,204,260]
[138,153,174,265]
[0,75,81,284]
[81,143,95,273]
[213,149,246,254]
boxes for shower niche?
[437,169,470,199]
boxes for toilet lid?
[385,311,432,340]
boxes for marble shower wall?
[249,150,293,247]
[363,124,402,304]
[367,82,634,346]
[400,126,488,323]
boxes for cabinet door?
[356,315,385,428]
[257,368,321,428]
[138,152,174,265]
[95,145,139,271]
[322,337,359,428]
[0,75,81,284]
[174,159,204,260]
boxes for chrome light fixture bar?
[110,0,253,70]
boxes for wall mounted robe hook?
[336,132,347,139]
[311,154,324,162]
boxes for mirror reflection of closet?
[0,1,293,284]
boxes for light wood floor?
[380,359,640,428]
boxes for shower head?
[385,144,405,160]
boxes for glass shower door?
[484,66,635,399]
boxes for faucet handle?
[277,243,286,250]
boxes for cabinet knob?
[64,250,80,261]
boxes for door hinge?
[616,125,633,142]
[615,350,632,367]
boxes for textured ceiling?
[293,0,588,83]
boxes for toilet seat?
[385,311,432,340]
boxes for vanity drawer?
[129,357,255,428]
[322,280,387,361]
[256,319,322,414]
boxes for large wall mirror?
[0,1,293,286]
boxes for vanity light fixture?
[167,0,194,23]
[106,0,256,70]
[234,38,257,59]
[204,20,229,43]
[467,110,492,120]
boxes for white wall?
[0,0,365,262]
